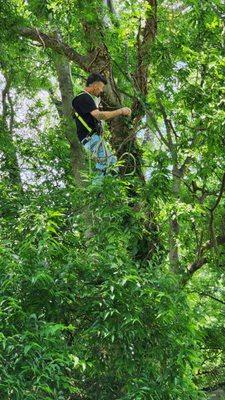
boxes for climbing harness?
[73,91,136,176]
[73,111,92,134]
[72,91,93,134]
[73,92,116,174]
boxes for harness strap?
[73,111,92,133]
[73,91,93,134]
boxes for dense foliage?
[0,0,224,399]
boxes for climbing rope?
[118,151,137,176]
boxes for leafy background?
[0,0,225,399]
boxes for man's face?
[92,81,105,97]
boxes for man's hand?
[120,107,132,116]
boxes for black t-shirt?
[72,92,103,141]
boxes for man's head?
[86,73,107,96]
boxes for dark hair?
[86,73,107,86]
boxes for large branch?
[18,27,92,71]
[210,173,225,213]
[198,292,225,306]
[104,0,117,15]
[187,235,225,275]
[133,0,157,95]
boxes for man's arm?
[91,107,131,121]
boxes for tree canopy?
[0,0,225,399]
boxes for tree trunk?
[169,164,180,272]
[0,75,22,188]
[52,51,86,184]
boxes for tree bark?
[52,51,86,184]
[187,235,225,275]
[18,27,90,71]
[133,0,157,96]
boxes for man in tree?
[72,73,131,173]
